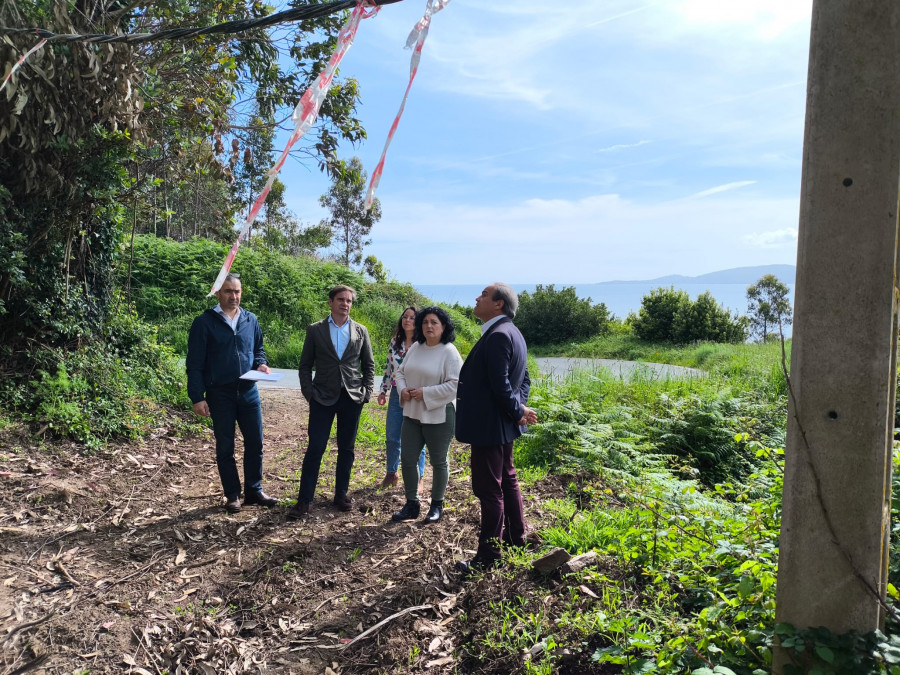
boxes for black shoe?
[224,496,242,513]
[455,556,499,578]
[286,500,310,520]
[391,500,420,522]
[422,500,443,524]
[244,491,279,507]
[333,494,353,512]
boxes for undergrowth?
[456,358,900,674]
[0,301,192,450]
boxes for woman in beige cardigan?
[392,306,462,524]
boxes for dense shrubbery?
[516,285,610,347]
[122,235,481,366]
[632,286,748,344]
[0,302,189,450]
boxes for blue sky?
[275,0,812,285]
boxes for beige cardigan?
[394,342,462,424]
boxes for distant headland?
[597,264,797,286]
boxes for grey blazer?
[298,317,375,406]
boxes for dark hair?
[389,306,418,350]
[415,306,456,344]
[492,282,518,319]
[329,284,356,301]
[223,273,241,284]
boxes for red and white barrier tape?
[208,1,380,295]
[0,39,48,94]
[364,0,450,210]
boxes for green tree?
[747,274,793,341]
[634,287,747,344]
[516,285,610,347]
[364,255,388,283]
[0,0,369,350]
[633,287,691,342]
[673,292,748,344]
[319,157,382,268]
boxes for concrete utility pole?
[774,2,900,670]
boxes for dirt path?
[0,390,569,674]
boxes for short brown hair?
[329,284,356,301]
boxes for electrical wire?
[0,0,403,44]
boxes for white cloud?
[743,228,798,248]
[684,181,756,200]
[671,0,813,40]
[596,140,652,154]
[369,192,799,283]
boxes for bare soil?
[0,389,586,674]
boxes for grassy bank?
[535,332,790,401]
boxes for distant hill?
[601,264,796,286]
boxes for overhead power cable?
[0,0,402,44]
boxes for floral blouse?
[380,338,414,394]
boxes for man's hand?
[193,401,210,418]
[517,406,538,427]
[377,392,387,406]
[257,364,271,374]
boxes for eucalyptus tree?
[746,274,793,341]
[318,156,381,268]
[0,0,369,350]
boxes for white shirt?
[214,305,241,333]
[481,315,504,334]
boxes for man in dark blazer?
[455,282,538,574]
[288,285,375,519]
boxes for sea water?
[414,282,796,337]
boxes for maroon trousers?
[470,442,526,561]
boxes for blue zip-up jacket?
[186,308,268,403]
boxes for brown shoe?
[379,472,399,488]
[333,494,353,512]
[244,491,279,507]
[286,501,310,520]
[224,496,242,514]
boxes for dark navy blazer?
[455,316,531,446]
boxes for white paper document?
[239,370,284,382]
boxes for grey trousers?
[400,404,455,503]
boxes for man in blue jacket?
[455,282,538,575]
[186,273,277,514]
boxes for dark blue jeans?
[206,383,264,499]
[298,389,363,503]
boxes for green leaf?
[813,645,834,664]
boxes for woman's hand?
[406,388,424,402]
[377,392,387,406]
[400,388,412,402]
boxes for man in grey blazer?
[288,285,375,519]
